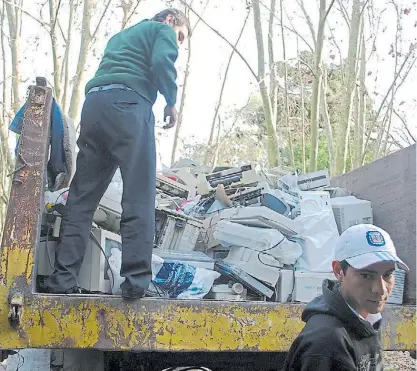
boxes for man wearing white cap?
[283,224,408,371]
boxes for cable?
[257,236,286,269]
[286,265,296,303]
[45,225,54,270]
[54,189,69,205]
[89,230,115,292]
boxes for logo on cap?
[366,231,385,246]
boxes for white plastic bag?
[294,209,339,272]
[177,268,221,299]
[107,251,165,295]
[152,261,220,299]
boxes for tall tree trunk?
[0,2,12,238]
[1,2,8,125]
[320,68,334,173]
[170,1,208,165]
[68,0,112,121]
[352,85,360,168]
[280,0,294,167]
[68,0,93,120]
[211,115,222,167]
[374,1,400,160]
[309,0,327,172]
[296,38,306,173]
[381,99,394,156]
[171,37,191,166]
[335,0,362,174]
[268,0,278,121]
[61,0,75,112]
[202,11,250,166]
[252,0,279,168]
[355,33,366,168]
[49,0,62,101]
[5,0,22,113]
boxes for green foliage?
[289,134,330,172]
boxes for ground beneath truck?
[2,351,416,370]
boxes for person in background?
[47,9,191,299]
[282,224,408,371]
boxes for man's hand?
[163,105,178,129]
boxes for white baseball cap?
[334,224,409,271]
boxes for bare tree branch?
[57,18,66,43]
[363,51,416,160]
[262,0,314,53]
[296,0,316,47]
[327,23,343,69]
[324,0,336,21]
[91,0,112,42]
[122,0,142,29]
[51,0,62,32]
[393,109,416,143]
[1,0,49,29]
[213,94,253,156]
[180,0,257,81]
[366,7,386,62]
[336,0,351,28]
[204,9,250,165]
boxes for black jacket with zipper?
[282,279,384,371]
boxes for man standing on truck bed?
[46,9,191,298]
[283,224,409,371]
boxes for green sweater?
[85,20,179,106]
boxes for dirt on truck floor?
[170,352,416,371]
[384,351,416,370]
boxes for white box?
[294,271,335,302]
[387,269,406,304]
[276,269,295,302]
[224,246,281,286]
[297,169,330,191]
[330,196,373,234]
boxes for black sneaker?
[121,288,146,300]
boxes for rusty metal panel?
[0,82,52,293]
[0,79,415,354]
[0,295,415,352]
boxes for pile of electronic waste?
[40,159,403,304]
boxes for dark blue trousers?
[47,88,156,293]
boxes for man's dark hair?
[340,260,351,274]
[152,8,192,37]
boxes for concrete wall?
[331,145,416,304]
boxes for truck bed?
[0,80,415,355]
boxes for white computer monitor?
[36,228,121,293]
